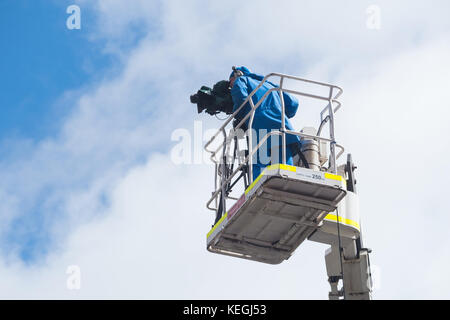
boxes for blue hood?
[229,66,265,81]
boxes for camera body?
[190,80,233,116]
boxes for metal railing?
[204,73,344,214]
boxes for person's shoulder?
[266,80,278,88]
[231,77,249,94]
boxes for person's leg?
[253,131,270,181]
[270,144,294,166]
[285,145,294,166]
[252,163,263,182]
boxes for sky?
[0,0,450,299]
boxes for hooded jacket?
[230,67,300,147]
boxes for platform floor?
[207,164,347,264]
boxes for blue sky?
[0,1,113,262]
[0,0,449,299]
[0,1,115,141]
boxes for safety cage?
[203,72,351,264]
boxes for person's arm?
[231,77,249,109]
[231,77,250,126]
[282,91,299,118]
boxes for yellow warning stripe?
[207,212,228,239]
[278,164,297,172]
[324,213,360,230]
[324,172,343,181]
[245,164,297,195]
[244,171,264,195]
[325,172,346,188]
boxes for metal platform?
[309,191,361,246]
[207,164,347,264]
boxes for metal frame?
[204,73,344,215]
[207,164,348,265]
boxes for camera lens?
[190,94,199,104]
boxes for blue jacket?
[230,73,300,148]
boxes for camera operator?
[190,66,303,181]
[229,66,301,180]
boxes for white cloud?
[336,38,450,299]
[0,154,330,299]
